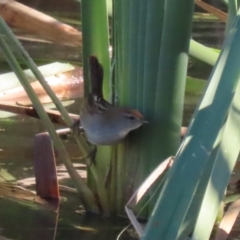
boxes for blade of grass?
[142,7,240,239]
[0,21,99,213]
[192,67,240,239]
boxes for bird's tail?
[89,55,104,98]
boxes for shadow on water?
[0,194,133,240]
[0,114,138,240]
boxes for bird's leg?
[71,119,97,165]
[83,145,97,166]
[71,119,82,136]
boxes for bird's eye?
[125,115,136,120]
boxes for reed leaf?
[142,7,240,239]
[0,19,99,213]
[189,39,219,66]
[81,0,111,214]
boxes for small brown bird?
[79,56,147,145]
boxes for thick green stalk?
[112,0,125,212]
[143,0,164,114]
[189,39,219,66]
[225,0,239,33]
[110,11,135,209]
[140,0,165,214]
[81,0,110,98]
[118,0,130,105]
[127,0,140,105]
[113,0,166,215]
[0,33,99,213]
[142,0,165,173]
[113,0,122,104]
[81,0,111,214]
[153,0,194,161]
[136,0,148,107]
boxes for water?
[0,115,138,240]
[0,195,132,240]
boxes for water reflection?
[0,195,136,240]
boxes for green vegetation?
[1,0,240,239]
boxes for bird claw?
[71,120,96,165]
[71,120,83,137]
[82,145,97,166]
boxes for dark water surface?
[0,115,137,240]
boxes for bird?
[79,56,147,145]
